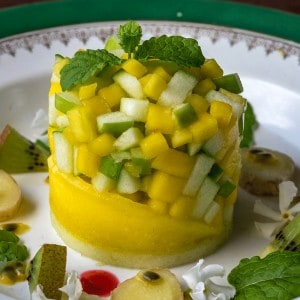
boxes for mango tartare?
[48,21,246,268]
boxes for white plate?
[0,21,300,299]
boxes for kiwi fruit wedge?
[0,124,49,173]
[262,213,300,257]
[27,244,67,299]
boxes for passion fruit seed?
[141,270,161,282]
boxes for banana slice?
[0,169,22,221]
[239,147,295,196]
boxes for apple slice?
[0,170,22,221]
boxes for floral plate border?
[0,21,300,63]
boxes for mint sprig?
[60,21,206,91]
[60,49,122,91]
[228,251,300,299]
[117,20,142,58]
[135,35,205,67]
[0,230,29,272]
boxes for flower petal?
[182,259,205,289]
[200,264,225,282]
[253,199,281,221]
[206,279,235,300]
[59,271,82,300]
[289,203,300,215]
[279,181,298,213]
[254,221,284,238]
[190,282,206,300]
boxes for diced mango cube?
[140,132,169,159]
[78,82,98,100]
[143,73,167,101]
[152,66,171,82]
[82,95,111,116]
[139,74,152,87]
[62,126,79,145]
[194,78,216,96]
[122,59,148,78]
[189,112,218,144]
[169,195,195,218]
[145,103,174,134]
[147,198,169,215]
[49,82,62,95]
[186,94,209,115]
[200,59,223,79]
[210,100,232,127]
[74,143,100,177]
[98,83,127,108]
[152,148,195,178]
[147,171,186,203]
[67,106,97,143]
[88,133,116,156]
[171,128,193,148]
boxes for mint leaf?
[135,35,205,67]
[240,101,258,148]
[117,20,142,58]
[228,251,300,299]
[0,230,29,272]
[60,49,122,91]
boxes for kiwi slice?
[263,214,300,256]
[0,124,49,173]
[27,244,67,299]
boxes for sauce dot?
[80,270,119,297]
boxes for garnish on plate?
[0,169,22,221]
[0,124,49,173]
[239,147,295,196]
[0,229,29,285]
[254,181,300,239]
[182,259,235,300]
[228,251,300,300]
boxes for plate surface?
[0,21,300,299]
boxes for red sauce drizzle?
[80,270,119,297]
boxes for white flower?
[182,259,235,300]
[59,271,83,300]
[254,181,300,238]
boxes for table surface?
[0,0,300,14]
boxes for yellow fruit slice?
[0,170,21,221]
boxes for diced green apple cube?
[92,172,115,192]
[114,127,144,151]
[204,201,221,224]
[117,168,141,194]
[52,130,73,174]
[202,131,225,157]
[113,70,145,99]
[192,177,220,219]
[158,70,198,106]
[99,155,123,181]
[183,153,215,197]
[213,73,243,94]
[55,92,80,114]
[173,103,198,128]
[208,164,223,182]
[97,112,134,137]
[120,97,149,122]
[218,177,236,197]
